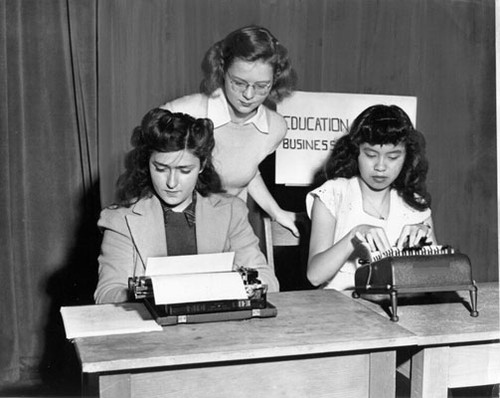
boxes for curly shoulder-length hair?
[200,25,297,104]
[115,108,224,206]
[322,104,431,211]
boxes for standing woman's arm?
[247,173,299,236]
[248,110,299,236]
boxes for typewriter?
[352,245,478,322]
[128,267,277,326]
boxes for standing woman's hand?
[274,209,299,237]
[247,174,299,237]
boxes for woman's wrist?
[420,221,432,230]
[266,205,283,221]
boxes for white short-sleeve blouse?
[306,177,431,290]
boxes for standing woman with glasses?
[162,25,299,236]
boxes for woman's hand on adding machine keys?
[396,223,432,250]
[352,225,392,253]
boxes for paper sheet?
[60,303,162,339]
[146,252,235,276]
[151,272,248,305]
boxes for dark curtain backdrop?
[1,0,99,390]
[0,0,496,389]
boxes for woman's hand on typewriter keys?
[353,225,392,253]
[396,223,432,250]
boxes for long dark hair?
[115,108,223,206]
[323,104,431,211]
[200,25,297,103]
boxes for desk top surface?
[351,282,499,345]
[75,288,416,373]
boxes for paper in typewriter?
[146,252,235,275]
[145,252,248,305]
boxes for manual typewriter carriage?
[128,267,276,325]
[352,246,478,322]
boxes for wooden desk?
[352,282,500,398]
[74,289,416,398]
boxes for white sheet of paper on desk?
[146,252,235,276]
[60,303,162,339]
[151,272,248,305]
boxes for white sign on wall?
[276,91,417,186]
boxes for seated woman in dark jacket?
[95,108,279,304]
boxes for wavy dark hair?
[115,108,224,206]
[200,25,297,104]
[322,104,431,211]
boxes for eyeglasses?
[226,72,272,96]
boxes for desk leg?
[369,350,396,398]
[411,347,449,398]
[81,373,98,398]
